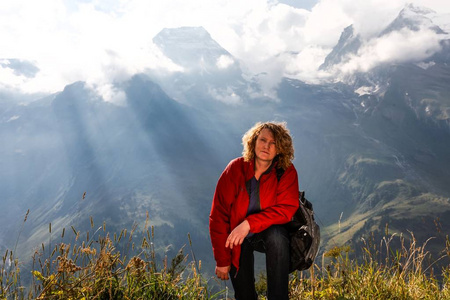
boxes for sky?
[1,0,449,101]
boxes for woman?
[209,121,299,300]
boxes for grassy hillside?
[325,147,450,263]
[1,217,449,299]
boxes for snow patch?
[416,61,435,69]
[6,115,20,122]
[354,85,379,96]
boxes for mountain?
[319,25,361,70]
[152,26,232,72]
[1,5,450,280]
[150,26,258,106]
[316,4,450,254]
[0,76,230,274]
[320,4,448,81]
[326,60,450,253]
[380,4,445,36]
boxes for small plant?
[288,232,450,299]
[1,212,222,300]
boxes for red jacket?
[209,157,299,270]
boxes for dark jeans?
[229,225,290,300]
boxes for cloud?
[89,83,127,106]
[283,46,332,84]
[335,28,443,75]
[216,55,235,69]
[0,59,40,78]
[280,0,450,84]
[0,0,449,100]
[0,0,184,99]
[206,3,311,95]
[208,86,242,104]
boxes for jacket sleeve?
[209,162,236,267]
[246,164,299,233]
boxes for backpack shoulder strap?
[276,167,285,182]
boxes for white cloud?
[208,87,242,104]
[283,45,332,83]
[333,28,443,76]
[216,55,235,69]
[280,0,450,83]
[207,3,311,95]
[0,0,184,98]
[90,83,127,106]
[0,0,449,99]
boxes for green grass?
[1,214,218,300]
[1,214,449,299]
[284,233,450,299]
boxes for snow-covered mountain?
[311,4,450,253]
[320,4,449,89]
[380,4,446,36]
[153,27,234,72]
[319,25,361,70]
[150,26,251,105]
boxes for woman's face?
[254,128,277,163]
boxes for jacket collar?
[249,155,279,178]
[263,155,279,175]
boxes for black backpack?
[277,168,321,272]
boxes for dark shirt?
[246,176,261,216]
[245,159,278,218]
[245,160,278,236]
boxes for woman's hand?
[226,220,250,249]
[215,265,231,280]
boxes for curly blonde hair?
[242,121,295,170]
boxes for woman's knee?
[263,225,289,248]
